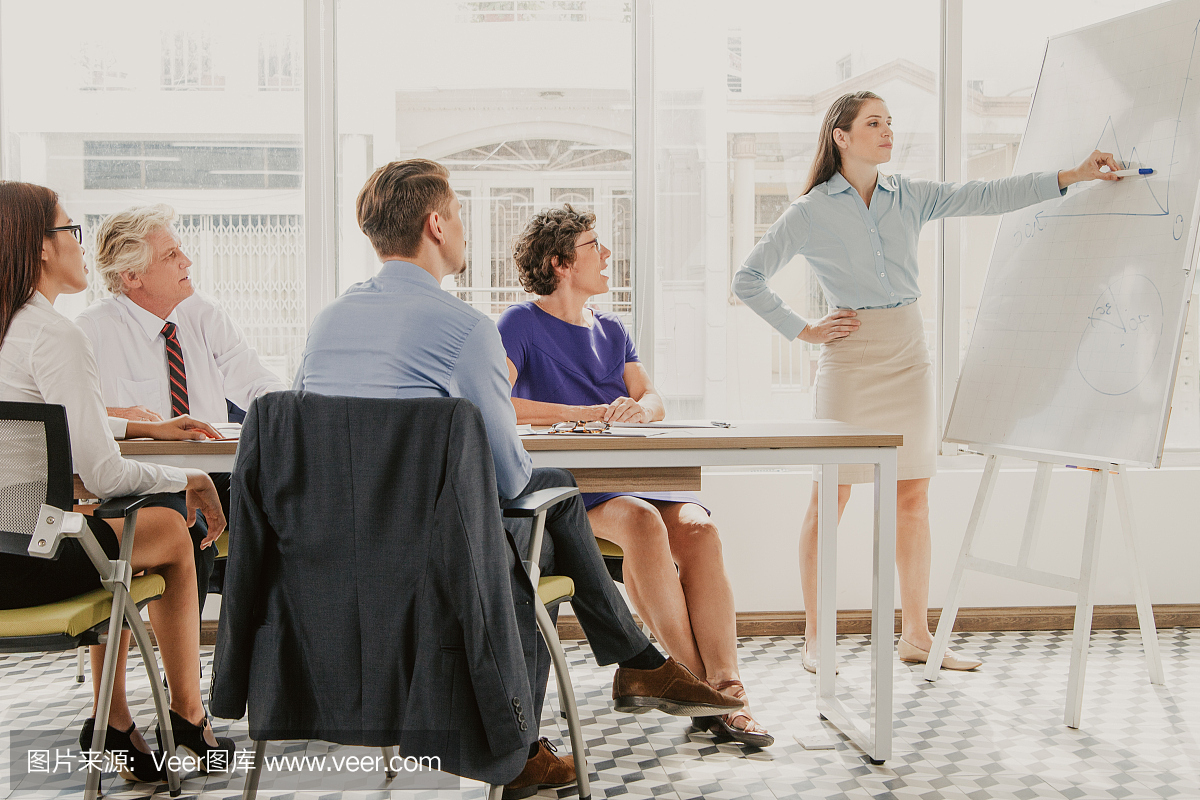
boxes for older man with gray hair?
[77,204,287,610]
[78,204,286,426]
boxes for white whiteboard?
[944,0,1200,467]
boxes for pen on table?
[1106,168,1155,177]
[711,421,732,428]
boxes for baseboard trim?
[194,604,1199,646]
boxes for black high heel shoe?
[156,709,236,774]
[78,718,166,783]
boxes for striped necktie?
[161,321,190,417]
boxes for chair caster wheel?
[869,758,885,765]
[818,713,827,721]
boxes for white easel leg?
[1064,468,1108,729]
[925,454,1001,683]
[1111,466,1165,685]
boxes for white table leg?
[868,451,897,763]
[817,462,839,700]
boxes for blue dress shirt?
[732,170,1066,339]
[295,260,533,499]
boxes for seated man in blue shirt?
[295,159,740,798]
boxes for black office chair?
[212,394,589,800]
[0,402,181,799]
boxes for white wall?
[202,453,1197,624]
[703,454,1200,613]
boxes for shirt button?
[877,251,882,256]
[880,272,885,277]
[890,292,895,296]
[871,229,875,233]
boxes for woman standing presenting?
[733,91,1121,671]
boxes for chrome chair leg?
[486,783,505,800]
[126,608,181,797]
[381,746,396,779]
[242,739,267,800]
[533,599,591,800]
[84,587,129,800]
[75,646,86,683]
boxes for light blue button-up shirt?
[294,260,533,499]
[732,171,1065,339]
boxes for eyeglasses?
[550,420,610,434]
[45,225,83,245]
[574,237,603,254]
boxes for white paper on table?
[610,419,731,429]
[212,423,242,440]
[516,424,536,436]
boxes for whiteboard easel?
[933,181,1200,727]
[924,450,1164,728]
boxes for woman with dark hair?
[0,181,235,781]
[733,91,1123,671]
[498,205,772,747]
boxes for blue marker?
[1108,168,1155,177]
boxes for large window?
[335,0,634,326]
[0,1,305,382]
[655,0,939,419]
[3,1,1194,446]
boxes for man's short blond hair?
[94,204,177,295]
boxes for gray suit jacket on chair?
[210,392,537,784]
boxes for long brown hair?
[801,91,883,196]
[0,181,58,344]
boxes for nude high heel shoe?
[897,637,982,671]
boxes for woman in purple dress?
[498,205,771,747]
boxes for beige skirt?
[814,303,936,485]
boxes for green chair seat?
[214,530,230,559]
[537,575,574,606]
[0,575,166,638]
[595,537,623,559]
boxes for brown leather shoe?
[612,657,745,716]
[503,738,576,800]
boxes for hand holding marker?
[1101,166,1155,178]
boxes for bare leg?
[587,497,705,677]
[895,479,933,650]
[653,502,737,684]
[799,482,853,642]
[89,633,132,729]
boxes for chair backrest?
[0,402,73,548]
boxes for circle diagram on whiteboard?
[1077,274,1163,396]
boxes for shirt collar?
[378,260,443,289]
[824,171,897,195]
[116,293,177,341]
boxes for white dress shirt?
[76,292,288,424]
[0,292,187,499]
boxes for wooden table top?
[116,420,901,456]
[520,420,902,451]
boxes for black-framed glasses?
[550,420,610,434]
[575,237,603,253]
[45,225,83,245]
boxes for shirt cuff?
[1039,170,1067,199]
[776,313,810,343]
[108,416,128,440]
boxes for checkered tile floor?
[2,629,1198,799]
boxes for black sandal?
[78,718,166,782]
[155,710,236,774]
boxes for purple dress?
[498,301,705,512]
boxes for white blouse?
[0,292,187,499]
